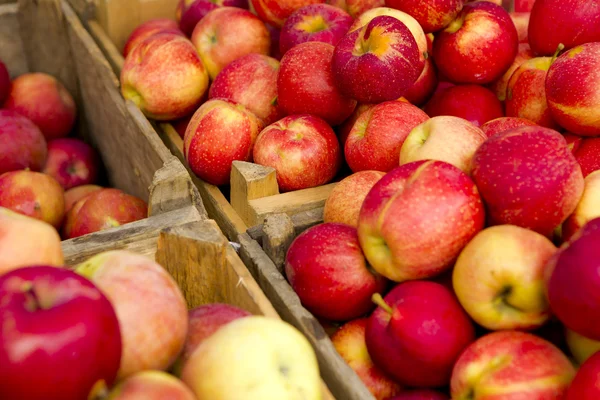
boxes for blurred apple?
[423,81,455,117]
[574,137,600,177]
[63,184,103,213]
[510,11,530,43]
[42,138,99,190]
[0,109,47,174]
[384,0,464,33]
[566,329,600,366]
[106,370,196,400]
[489,42,533,102]
[122,18,184,57]
[562,171,600,242]
[515,0,535,12]
[0,60,8,104]
[480,116,536,137]
[176,0,249,37]
[565,351,600,400]
[564,132,584,155]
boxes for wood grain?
[230,161,279,227]
[262,213,295,273]
[0,3,27,77]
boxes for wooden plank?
[248,207,324,242]
[88,18,124,73]
[262,213,295,273]
[230,161,279,227]
[0,3,27,78]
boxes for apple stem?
[551,43,565,63]
[372,293,394,315]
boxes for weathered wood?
[262,213,295,273]
[0,3,27,78]
[230,161,279,227]
[248,207,324,242]
[88,18,124,73]
[64,0,94,20]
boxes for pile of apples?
[0,63,147,240]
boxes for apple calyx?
[457,355,512,400]
[87,379,109,400]
[493,286,525,313]
[22,283,53,312]
[551,43,566,63]
[445,14,465,34]
[372,293,394,315]
[297,15,329,34]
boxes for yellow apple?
[566,329,600,365]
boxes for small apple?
[384,0,464,33]
[106,370,196,400]
[489,42,533,102]
[564,351,600,400]
[562,170,600,242]
[0,109,47,174]
[566,329,600,366]
[480,116,537,137]
[122,18,184,57]
[63,184,103,213]
[177,0,249,37]
[42,138,100,190]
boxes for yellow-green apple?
[481,116,536,137]
[332,16,423,103]
[181,316,322,399]
[0,208,64,275]
[565,351,600,400]
[177,0,249,37]
[62,188,147,239]
[122,18,184,57]
[510,12,530,43]
[452,225,556,331]
[0,109,47,174]
[192,7,270,80]
[366,281,475,387]
[515,0,535,12]
[76,250,188,380]
[400,116,487,174]
[433,1,518,84]
[250,0,323,28]
[42,138,99,190]
[388,390,449,400]
[574,137,600,177]
[106,370,196,400]
[278,41,357,126]
[528,0,600,56]
[0,60,8,104]
[208,53,282,126]
[183,99,262,186]
[63,184,103,213]
[358,160,485,282]
[450,331,576,399]
[403,57,438,106]
[545,217,600,341]
[280,4,353,55]
[426,84,504,127]
[0,266,122,400]
[326,0,385,18]
[384,0,464,33]
[121,33,208,121]
[285,223,389,321]
[172,303,251,376]
[489,42,533,102]
[0,170,64,228]
[566,329,600,365]
[546,42,600,136]
[471,126,584,237]
[345,100,429,173]
[563,171,600,242]
[323,170,385,227]
[331,318,403,400]
[3,73,76,140]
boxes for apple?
[177,0,249,37]
[331,318,403,399]
[208,53,282,126]
[278,41,357,126]
[489,42,533,102]
[42,138,99,190]
[192,7,270,80]
[528,0,600,56]
[122,18,184,57]
[515,0,535,12]
[450,331,576,399]
[76,250,188,380]
[403,57,438,106]
[184,99,262,186]
[510,12,530,43]
[546,42,600,137]
[366,281,475,387]
[249,0,323,28]
[345,100,429,173]
[3,72,76,140]
[562,171,600,242]
[387,390,449,400]
[471,126,584,237]
[121,33,208,121]
[0,170,64,229]
[106,370,196,400]
[574,137,600,177]
[432,1,518,84]
[285,223,389,321]
[172,114,193,139]
[481,116,537,137]
[266,23,283,60]
[400,116,487,174]
[564,351,600,400]
[336,102,376,149]
[0,109,47,174]
[384,0,464,33]
[423,81,455,117]
[0,208,64,276]
[326,0,385,18]
[323,170,385,227]
[332,15,423,104]
[0,266,121,400]
[545,217,600,341]
[0,60,9,104]
[181,316,322,399]
[64,184,103,213]
[280,4,353,55]
[358,160,485,282]
[564,132,583,154]
[566,329,600,365]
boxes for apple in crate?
[106,370,196,400]
[433,1,518,84]
[0,170,65,229]
[177,0,249,37]
[184,99,262,186]
[326,0,385,18]
[565,351,600,400]
[3,72,77,140]
[489,43,533,102]
[42,138,99,190]
[64,184,103,213]
[181,316,322,399]
[76,250,188,380]
[285,223,389,321]
[0,109,47,174]
[384,0,463,33]
[121,33,208,121]
[481,116,536,137]
[0,208,63,275]
[562,171,600,241]
[331,318,403,400]
[367,281,475,387]
[358,160,485,282]
[388,390,449,400]
[250,0,323,28]
[566,329,600,365]
[450,331,576,399]
[403,57,438,106]
[122,18,184,57]
[0,266,122,400]
[0,60,9,104]
[192,7,270,80]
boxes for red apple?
[331,318,403,400]
[172,114,193,140]
[515,0,535,12]
[562,171,600,242]
[384,0,464,33]
[278,41,357,126]
[358,160,485,282]
[285,223,389,321]
[250,0,323,28]
[564,132,583,155]
[266,23,283,60]
[0,266,122,400]
[122,18,184,57]
[208,53,282,126]
[422,80,455,117]
[3,73,77,140]
[326,0,385,18]
[63,184,103,213]
[280,4,353,55]
[0,60,9,105]
[564,351,600,400]
[471,126,584,237]
[403,57,438,106]
[336,102,377,149]
[433,1,518,84]
[177,0,249,37]
[510,11,530,43]
[366,281,475,387]
[345,100,429,173]
[106,370,196,400]
[528,0,600,56]
[489,42,533,102]
[121,33,209,121]
[574,137,600,177]
[0,109,47,174]
[183,99,262,186]
[0,170,65,228]
[566,329,600,366]
[42,138,99,190]
[76,250,188,380]
[388,390,449,400]
[481,116,537,137]
[450,331,576,399]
